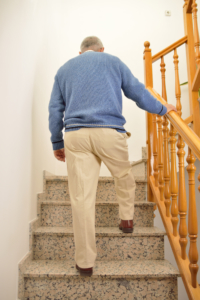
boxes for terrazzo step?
[33,226,165,261]
[40,201,154,227]
[45,176,147,202]
[23,259,179,300]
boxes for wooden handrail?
[147,87,200,160]
[152,36,188,63]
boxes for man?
[48,36,177,277]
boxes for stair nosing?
[40,200,154,206]
[45,176,147,183]
[33,226,166,237]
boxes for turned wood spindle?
[153,114,159,187]
[144,41,155,204]
[192,0,200,66]
[198,172,200,193]
[160,57,171,214]
[186,148,199,288]
[169,123,179,236]
[156,58,165,202]
[173,48,188,259]
[157,113,164,201]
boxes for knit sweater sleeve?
[118,60,167,116]
[48,74,65,151]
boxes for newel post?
[183,0,200,137]
[144,42,154,203]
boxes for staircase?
[18,148,180,300]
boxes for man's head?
[79,36,104,54]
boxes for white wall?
[0,1,56,299]
[0,0,200,299]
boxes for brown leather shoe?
[119,219,134,233]
[76,264,93,276]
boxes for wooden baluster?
[160,57,171,214]
[157,114,164,201]
[169,123,179,236]
[192,0,200,66]
[186,148,199,288]
[156,59,165,202]
[153,114,159,187]
[174,48,188,259]
[198,172,200,193]
[144,41,154,203]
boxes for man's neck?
[84,50,94,53]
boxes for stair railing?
[143,1,200,299]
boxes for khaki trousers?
[64,128,135,268]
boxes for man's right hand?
[164,103,177,114]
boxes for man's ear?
[79,51,82,55]
[100,48,104,52]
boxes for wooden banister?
[152,36,188,63]
[192,0,200,66]
[174,48,188,260]
[184,115,193,124]
[169,122,179,237]
[150,175,200,299]
[198,173,200,192]
[147,87,200,160]
[161,56,171,217]
[186,148,199,288]
[153,115,159,188]
[143,41,154,203]
[183,0,200,137]
[144,2,200,297]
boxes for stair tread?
[45,175,147,183]
[24,259,180,278]
[40,200,154,206]
[34,226,166,236]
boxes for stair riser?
[24,277,177,300]
[41,204,154,227]
[46,180,147,202]
[132,162,147,178]
[33,235,164,261]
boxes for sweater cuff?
[52,140,64,151]
[158,105,167,116]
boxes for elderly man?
[48,36,176,277]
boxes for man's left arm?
[48,74,66,162]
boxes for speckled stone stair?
[23,260,179,300]
[33,226,165,261]
[45,176,147,202]
[18,162,180,300]
[40,201,154,227]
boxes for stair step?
[45,176,147,202]
[40,201,154,227]
[33,226,165,261]
[23,260,179,300]
[24,259,179,278]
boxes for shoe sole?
[76,265,93,277]
[119,226,133,233]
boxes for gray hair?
[80,36,103,52]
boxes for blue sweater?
[48,51,167,150]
